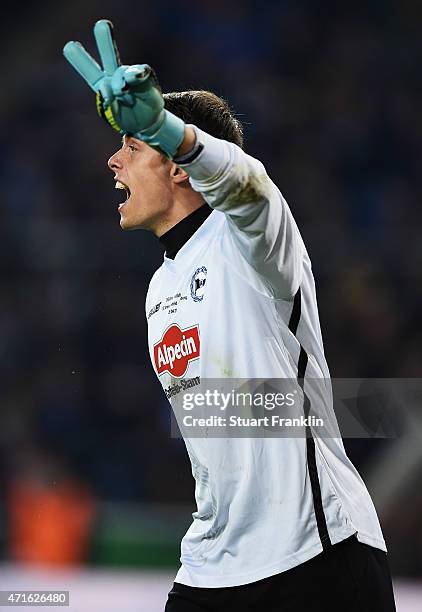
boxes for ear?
[169,162,190,185]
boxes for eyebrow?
[122,134,136,147]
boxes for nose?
[108,149,123,172]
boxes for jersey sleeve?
[177,126,305,300]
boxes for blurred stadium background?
[1,0,422,609]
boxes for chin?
[120,217,135,230]
[119,215,145,231]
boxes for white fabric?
[145,126,386,588]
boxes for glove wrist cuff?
[134,110,185,159]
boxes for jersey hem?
[355,531,387,552]
[174,525,362,588]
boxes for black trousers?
[165,535,396,612]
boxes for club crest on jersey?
[190,266,207,302]
[154,324,200,377]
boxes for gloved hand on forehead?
[63,20,185,159]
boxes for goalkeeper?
[64,21,396,612]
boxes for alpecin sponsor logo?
[154,324,200,378]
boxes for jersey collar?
[159,204,212,260]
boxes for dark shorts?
[165,535,396,612]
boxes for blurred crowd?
[1,0,422,572]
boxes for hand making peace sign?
[63,20,185,159]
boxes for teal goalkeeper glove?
[63,20,185,159]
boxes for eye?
[128,144,137,152]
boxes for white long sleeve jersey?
[145,126,386,588]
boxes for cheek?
[126,181,167,221]
[128,156,172,208]
[143,168,172,201]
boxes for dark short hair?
[163,90,244,149]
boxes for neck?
[154,188,205,238]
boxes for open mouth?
[115,180,131,209]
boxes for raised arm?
[176,126,305,300]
